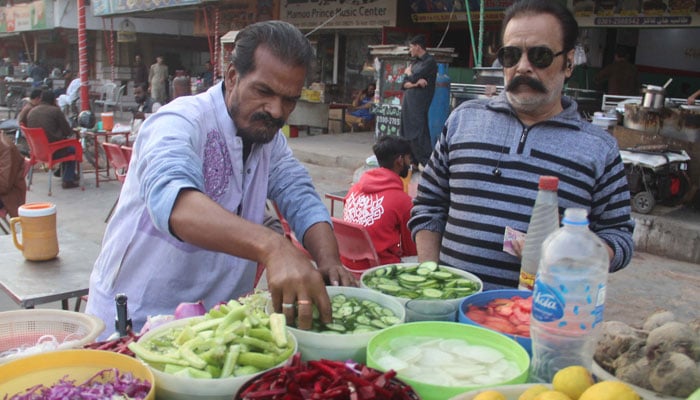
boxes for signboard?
[193,0,279,36]
[92,0,202,17]
[281,0,396,29]
[569,0,700,27]
[409,0,513,23]
[0,0,50,33]
[372,103,401,137]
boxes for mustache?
[251,112,285,130]
[506,75,547,93]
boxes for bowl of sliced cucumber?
[285,286,406,363]
[360,262,483,310]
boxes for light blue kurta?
[86,83,329,338]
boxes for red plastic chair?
[330,216,381,278]
[21,124,83,196]
[102,142,130,222]
[121,145,132,164]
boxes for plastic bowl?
[458,289,533,355]
[360,263,483,308]
[283,286,406,363]
[0,349,155,399]
[366,322,530,400]
[136,317,297,400]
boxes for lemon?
[552,366,594,400]
[532,390,573,400]
[578,381,640,400]
[518,384,550,400]
[473,391,507,400]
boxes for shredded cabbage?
[5,368,151,400]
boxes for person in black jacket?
[399,35,437,168]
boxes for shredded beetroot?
[236,353,418,400]
[4,368,152,400]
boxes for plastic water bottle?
[518,176,560,291]
[529,208,610,383]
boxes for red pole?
[78,0,90,111]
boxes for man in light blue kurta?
[86,21,355,339]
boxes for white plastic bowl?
[360,263,483,309]
[283,286,406,363]
[136,317,297,400]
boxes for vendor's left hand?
[316,260,357,288]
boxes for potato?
[646,321,700,361]
[642,310,675,332]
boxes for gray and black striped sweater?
[408,94,635,290]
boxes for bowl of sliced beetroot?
[235,352,419,400]
[458,289,533,355]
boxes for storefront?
[280,0,399,103]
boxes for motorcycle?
[621,146,691,214]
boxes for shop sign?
[193,0,279,36]
[409,0,513,23]
[372,103,402,137]
[0,0,50,33]
[92,0,202,17]
[570,0,700,27]
[282,0,396,29]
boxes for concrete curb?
[632,213,700,264]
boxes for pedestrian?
[148,55,168,104]
[408,0,635,290]
[201,60,214,90]
[29,60,48,88]
[85,20,356,339]
[26,91,80,189]
[17,88,42,126]
[345,83,376,132]
[399,34,437,169]
[111,81,161,145]
[342,135,417,272]
[594,46,639,96]
[132,54,148,87]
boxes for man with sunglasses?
[408,0,634,290]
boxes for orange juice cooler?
[10,202,59,261]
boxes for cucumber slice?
[324,323,347,332]
[377,284,402,294]
[422,288,443,298]
[418,261,438,272]
[399,274,427,283]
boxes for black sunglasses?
[497,46,565,69]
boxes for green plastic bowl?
[366,322,530,400]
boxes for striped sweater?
[408,94,635,290]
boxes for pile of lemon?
[473,365,640,400]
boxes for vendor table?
[82,130,130,187]
[0,231,99,311]
[328,103,351,132]
[287,100,329,134]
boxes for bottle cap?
[562,208,589,225]
[539,176,559,191]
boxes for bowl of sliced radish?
[283,286,406,364]
[458,289,533,355]
[367,321,530,400]
[360,262,483,309]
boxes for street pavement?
[1,129,698,330]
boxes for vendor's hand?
[265,239,332,330]
[316,259,357,288]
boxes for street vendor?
[86,20,356,339]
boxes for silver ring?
[282,303,294,309]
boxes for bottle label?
[532,280,565,322]
[519,271,535,291]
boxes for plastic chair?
[94,83,125,117]
[121,145,132,164]
[102,142,129,222]
[330,216,381,278]
[21,124,83,196]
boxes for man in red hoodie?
[342,135,417,270]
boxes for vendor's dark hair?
[409,34,427,49]
[373,135,412,169]
[502,0,579,54]
[231,20,314,79]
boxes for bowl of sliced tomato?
[458,289,532,355]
